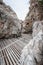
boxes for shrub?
[38,0,43,5]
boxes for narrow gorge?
[0,0,43,65]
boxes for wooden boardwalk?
[0,34,32,65]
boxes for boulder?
[0,1,21,38]
[20,21,43,65]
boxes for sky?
[3,0,30,20]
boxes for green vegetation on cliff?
[38,0,43,5]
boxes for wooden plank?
[7,48,16,65]
[8,47,20,65]
[5,49,13,65]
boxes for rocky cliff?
[20,1,43,65]
[22,0,43,33]
[0,0,21,38]
[20,21,43,65]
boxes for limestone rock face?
[22,19,32,33]
[20,21,43,65]
[23,0,43,33]
[0,1,21,38]
[32,21,43,37]
[0,0,3,3]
